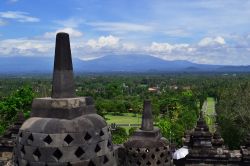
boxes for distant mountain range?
[0,54,250,74]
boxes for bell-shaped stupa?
[14,32,116,166]
[124,100,170,166]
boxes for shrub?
[111,127,128,144]
[128,127,137,136]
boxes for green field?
[205,97,216,133]
[105,113,142,133]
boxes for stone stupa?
[124,100,170,166]
[183,111,230,165]
[14,32,116,166]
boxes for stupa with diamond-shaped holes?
[124,100,170,166]
[14,32,116,166]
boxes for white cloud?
[0,35,120,58]
[86,35,120,49]
[1,32,250,65]
[198,36,226,46]
[121,43,137,51]
[0,11,39,22]
[144,35,250,65]
[87,22,153,33]
[43,27,83,38]
[0,38,53,56]
[75,35,140,59]
[148,42,189,53]
[149,42,173,53]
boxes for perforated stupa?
[124,100,170,166]
[14,32,116,166]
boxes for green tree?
[0,85,34,134]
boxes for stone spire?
[196,111,209,132]
[52,32,75,98]
[14,33,116,166]
[124,100,170,166]
[141,100,153,131]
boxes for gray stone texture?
[124,100,170,166]
[141,100,153,131]
[14,32,116,166]
[176,111,243,166]
[52,33,75,98]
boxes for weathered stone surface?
[124,100,170,166]
[14,32,116,166]
[52,32,75,98]
[176,111,243,166]
[31,97,87,119]
[212,130,224,148]
[141,100,153,131]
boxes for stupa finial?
[141,100,154,131]
[52,32,75,98]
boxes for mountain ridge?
[0,54,249,74]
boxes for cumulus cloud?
[72,35,141,60]
[149,42,173,53]
[0,11,39,22]
[145,35,250,65]
[0,38,53,56]
[0,34,132,60]
[198,36,226,46]
[1,32,250,65]
[86,35,120,49]
[148,42,189,53]
[43,27,83,38]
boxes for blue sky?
[1,0,250,65]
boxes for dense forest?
[0,73,249,149]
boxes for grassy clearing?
[207,97,215,114]
[105,113,141,124]
[105,113,141,133]
[205,97,216,133]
